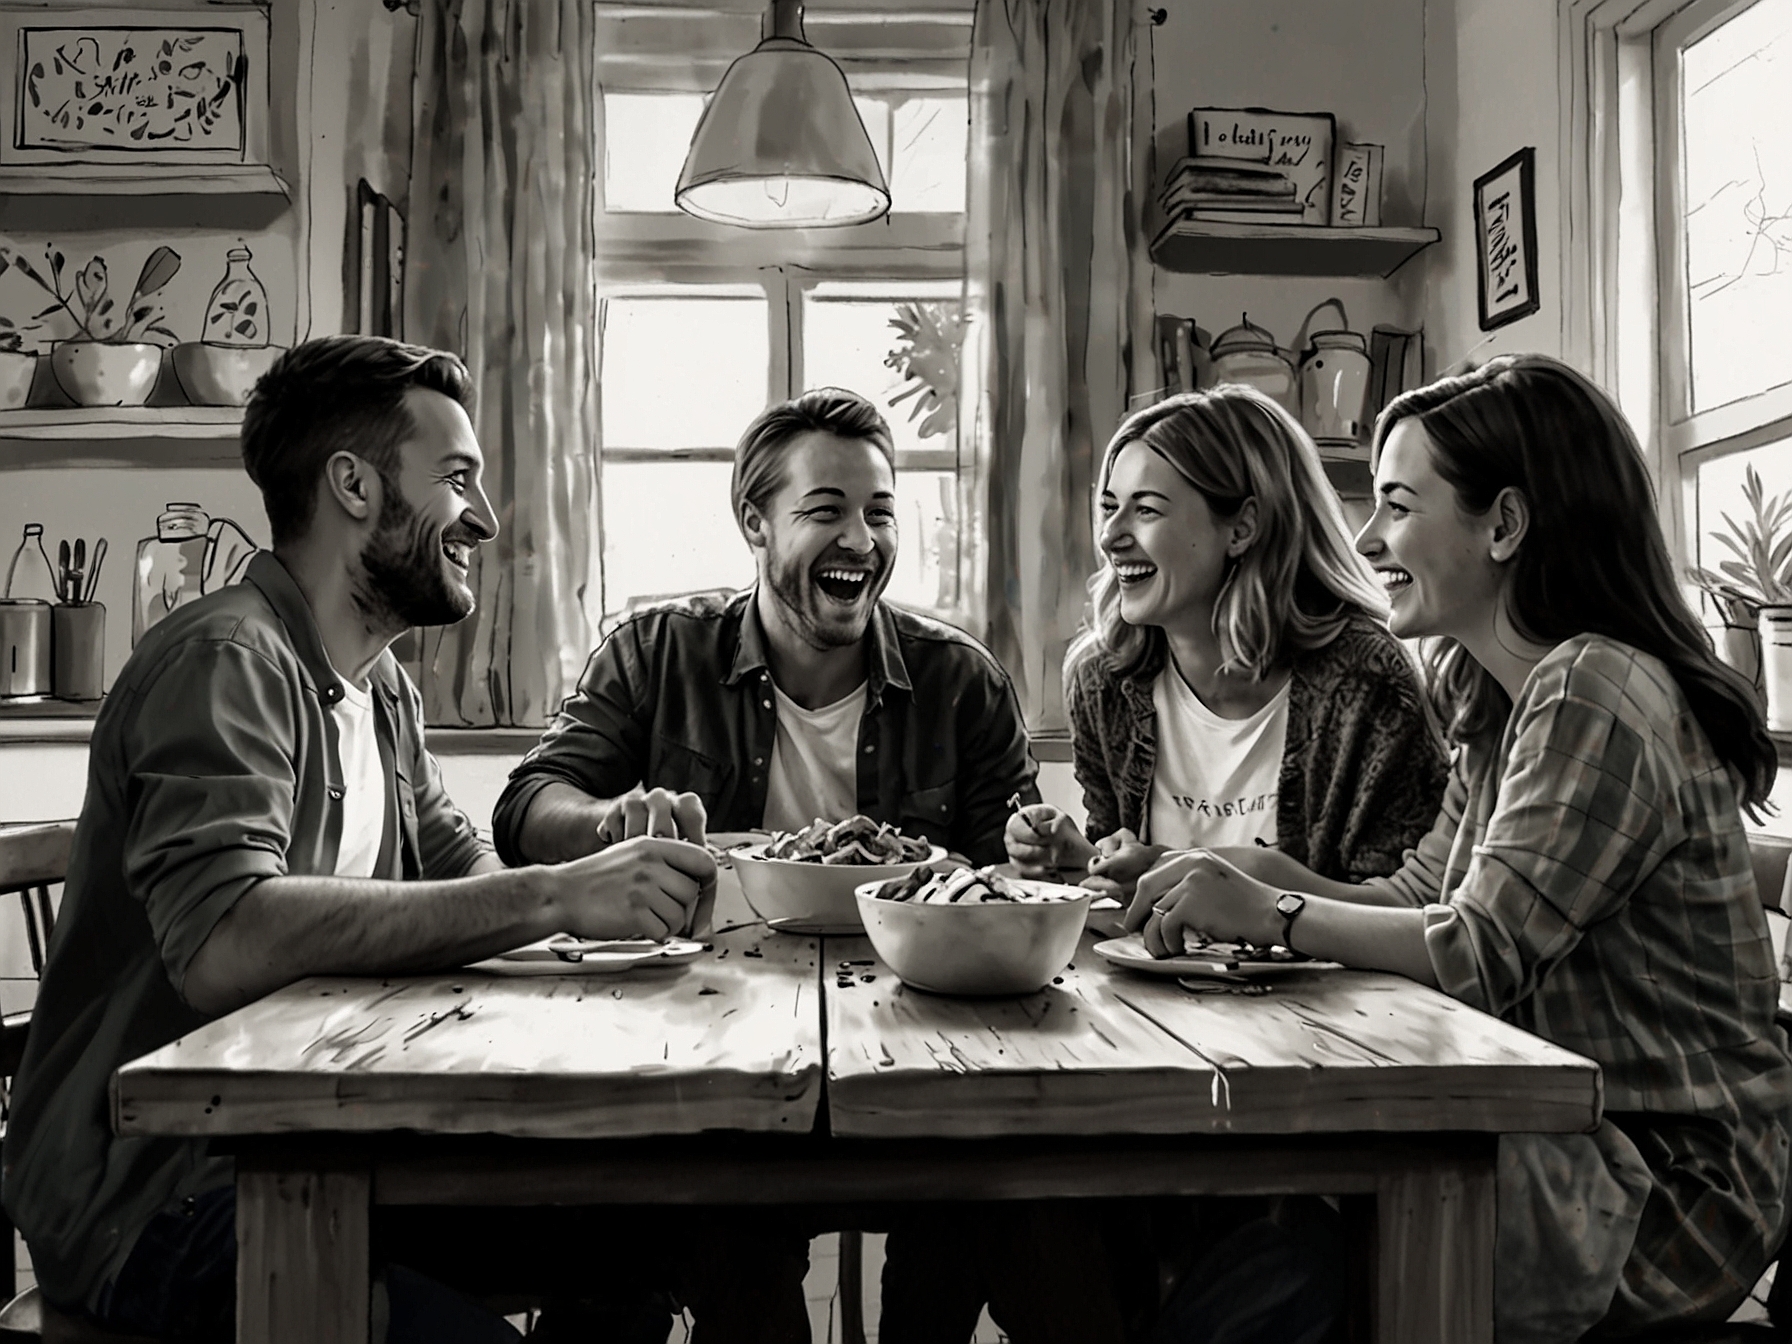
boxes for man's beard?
[356,487,476,630]
[765,545,882,650]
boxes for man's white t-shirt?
[330,674,387,878]
[762,681,868,832]
[1144,664,1288,851]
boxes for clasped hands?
[1003,807,1283,960]
[556,786,716,942]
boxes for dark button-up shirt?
[2,553,487,1310]
[493,590,1040,866]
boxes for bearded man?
[493,387,1039,870]
[2,336,721,1342]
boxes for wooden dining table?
[113,869,1602,1344]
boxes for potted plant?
[1689,465,1792,726]
[0,252,43,410]
[0,245,182,407]
[884,300,965,440]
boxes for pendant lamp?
[675,0,891,228]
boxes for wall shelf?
[0,165,290,199]
[0,408,244,467]
[1150,220,1441,278]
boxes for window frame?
[590,4,974,626]
[1563,0,1792,587]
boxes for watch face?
[1276,892,1305,917]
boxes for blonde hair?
[1066,385,1388,682]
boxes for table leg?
[237,1157,371,1344]
[1373,1148,1496,1344]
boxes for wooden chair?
[0,824,155,1344]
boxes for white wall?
[1420,0,1564,374]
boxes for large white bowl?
[731,843,945,935]
[853,878,1092,996]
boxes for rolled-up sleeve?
[123,638,299,994]
[1418,682,1675,1017]
[492,625,652,864]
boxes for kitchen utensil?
[67,537,85,606]
[0,600,52,698]
[1205,314,1297,413]
[854,878,1091,996]
[1295,297,1373,452]
[731,842,946,936]
[84,538,107,603]
[51,601,104,700]
[57,539,70,604]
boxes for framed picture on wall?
[1473,147,1540,331]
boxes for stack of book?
[1157,155,1306,226]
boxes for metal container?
[1297,298,1373,451]
[0,599,52,698]
[1206,314,1298,413]
[52,601,105,701]
[854,879,1092,996]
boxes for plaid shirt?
[1367,635,1792,1326]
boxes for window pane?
[603,92,705,213]
[1680,0,1792,412]
[853,96,892,184]
[601,296,768,449]
[1693,439,1792,604]
[601,461,755,619]
[885,470,960,613]
[802,287,963,458]
[892,96,967,213]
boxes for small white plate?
[469,937,708,977]
[1092,934,1339,980]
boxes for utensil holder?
[52,601,105,700]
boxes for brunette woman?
[1131,355,1792,1341]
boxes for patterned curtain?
[962,0,1156,734]
[405,0,600,726]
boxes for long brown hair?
[1374,354,1775,808]
[1066,385,1388,682]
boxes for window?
[591,5,973,629]
[1655,0,1792,590]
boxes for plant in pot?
[1,245,182,407]
[1688,465,1792,725]
[0,252,49,411]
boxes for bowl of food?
[854,866,1092,996]
[728,816,944,935]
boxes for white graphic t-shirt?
[1144,664,1288,851]
[329,673,387,878]
[762,681,868,833]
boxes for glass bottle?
[133,503,211,645]
[5,523,60,603]
[202,245,270,348]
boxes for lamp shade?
[675,10,890,228]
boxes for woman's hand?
[1004,804,1097,878]
[1124,849,1281,959]
[1080,829,1167,898]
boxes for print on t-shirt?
[1146,665,1289,851]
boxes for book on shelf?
[1367,325,1425,425]
[1161,155,1298,198]
[1180,205,1311,226]
[1154,314,1203,397]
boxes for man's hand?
[1080,828,1166,899]
[1124,849,1279,959]
[595,786,708,849]
[547,835,718,941]
[1004,804,1097,878]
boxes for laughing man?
[493,386,1039,871]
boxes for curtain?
[406,0,600,727]
[962,0,1156,735]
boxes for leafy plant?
[0,244,182,346]
[1689,465,1792,611]
[884,301,965,440]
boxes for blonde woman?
[1008,385,1447,895]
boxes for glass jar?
[202,246,269,348]
[133,503,210,645]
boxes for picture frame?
[0,7,270,167]
[1473,147,1540,331]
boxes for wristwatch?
[1275,892,1307,951]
